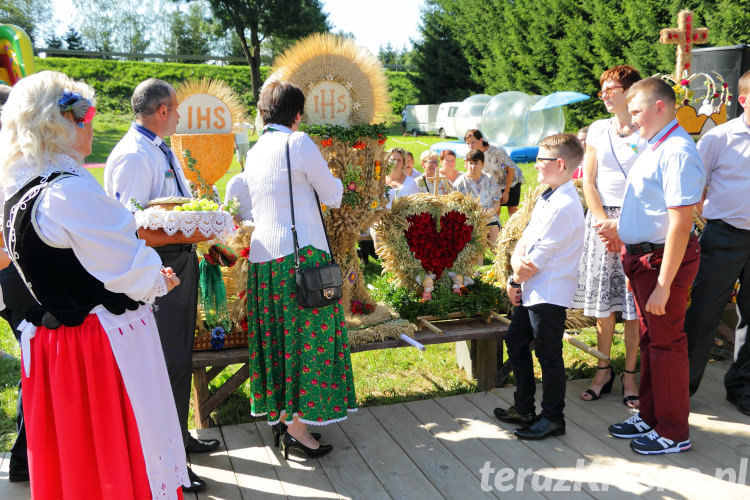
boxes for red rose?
[325,359,331,366]
[311,379,318,385]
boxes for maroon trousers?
[621,237,700,441]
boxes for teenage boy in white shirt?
[494,133,585,440]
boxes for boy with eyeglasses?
[494,133,585,440]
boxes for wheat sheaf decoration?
[271,33,391,126]
[175,78,246,129]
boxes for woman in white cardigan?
[243,81,356,459]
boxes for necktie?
[158,142,186,196]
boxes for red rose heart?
[404,211,473,279]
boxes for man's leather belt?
[624,242,665,254]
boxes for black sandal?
[621,369,639,408]
[580,365,614,401]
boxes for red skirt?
[22,314,183,500]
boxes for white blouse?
[2,154,168,305]
[587,118,647,207]
[385,175,419,209]
[244,125,343,262]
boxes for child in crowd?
[494,133,585,440]
[453,149,501,245]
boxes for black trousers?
[505,303,567,422]
[0,265,37,470]
[685,220,750,400]
[153,245,199,446]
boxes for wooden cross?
[659,9,709,79]
[426,170,449,195]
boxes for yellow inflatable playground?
[0,24,35,86]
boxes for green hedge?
[35,57,417,118]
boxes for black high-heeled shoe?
[281,432,333,459]
[272,422,320,448]
[580,365,614,401]
[621,369,639,408]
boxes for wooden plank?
[0,452,30,500]
[475,338,498,390]
[369,403,494,498]
[565,378,750,496]
[253,421,341,499]
[193,348,247,368]
[464,391,594,499]
[317,421,391,500]
[199,364,250,419]
[406,398,545,499]
[192,368,211,429]
[338,407,442,499]
[188,427,243,500]
[220,423,287,499]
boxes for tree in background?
[410,0,480,104]
[45,33,64,49]
[166,3,216,62]
[63,26,86,52]
[0,0,51,42]
[418,0,746,129]
[201,0,329,101]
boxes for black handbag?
[284,135,343,308]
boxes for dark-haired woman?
[243,81,356,459]
[464,129,524,216]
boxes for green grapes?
[172,199,219,212]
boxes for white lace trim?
[134,208,235,241]
[254,407,359,426]
[142,274,169,304]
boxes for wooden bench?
[191,317,509,428]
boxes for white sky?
[47,0,425,55]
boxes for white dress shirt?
[224,173,253,222]
[517,180,585,307]
[244,124,343,262]
[104,124,193,211]
[699,115,750,230]
[618,120,705,244]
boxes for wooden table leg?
[475,338,498,390]
[192,368,211,429]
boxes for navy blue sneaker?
[608,413,653,439]
[630,430,692,455]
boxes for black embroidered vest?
[3,172,140,328]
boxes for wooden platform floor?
[2,360,749,499]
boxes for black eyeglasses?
[536,157,558,162]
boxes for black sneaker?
[630,430,692,455]
[608,413,653,439]
[493,405,535,426]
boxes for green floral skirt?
[247,245,357,425]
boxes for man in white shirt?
[494,133,585,440]
[685,70,750,416]
[104,79,213,492]
[608,78,704,455]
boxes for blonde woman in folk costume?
[571,65,647,408]
[0,71,188,499]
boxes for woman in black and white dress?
[571,65,647,407]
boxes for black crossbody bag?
[284,136,343,308]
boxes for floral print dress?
[246,245,357,425]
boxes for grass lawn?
[0,114,614,449]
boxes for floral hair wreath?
[58,90,96,128]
